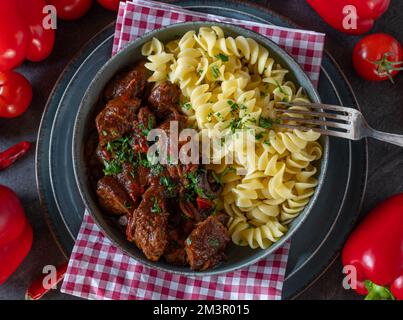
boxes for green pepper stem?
[364,280,396,300]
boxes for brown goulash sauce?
[85,60,230,271]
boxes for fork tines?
[273,102,352,138]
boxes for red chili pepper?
[25,262,68,300]
[196,197,213,210]
[306,0,390,35]
[342,193,403,300]
[0,141,31,170]
[0,185,33,285]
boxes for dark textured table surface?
[0,0,402,300]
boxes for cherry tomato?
[97,0,125,11]
[46,0,93,20]
[18,0,55,62]
[0,1,29,71]
[353,33,403,82]
[0,71,33,118]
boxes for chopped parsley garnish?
[220,136,226,146]
[197,69,204,76]
[139,150,164,176]
[208,238,220,247]
[247,117,257,124]
[211,171,222,185]
[103,137,135,175]
[150,163,164,176]
[137,152,150,167]
[210,166,236,186]
[273,79,285,94]
[160,176,176,197]
[207,112,213,122]
[151,196,161,214]
[186,237,192,246]
[227,100,239,113]
[228,118,243,133]
[184,170,211,202]
[215,53,229,62]
[221,166,236,178]
[182,102,192,110]
[107,137,133,158]
[259,117,281,129]
[138,117,154,136]
[263,139,271,146]
[215,112,223,121]
[181,213,190,220]
[106,142,113,153]
[103,159,122,176]
[211,205,219,216]
[255,132,264,140]
[148,117,154,130]
[166,155,173,165]
[138,123,148,136]
[211,65,220,79]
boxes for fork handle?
[369,129,403,147]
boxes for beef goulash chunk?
[96,176,134,216]
[116,162,144,204]
[96,144,112,164]
[104,61,149,100]
[147,81,181,117]
[96,97,140,146]
[164,228,187,266]
[185,216,230,271]
[126,186,169,262]
[137,106,156,129]
[131,107,156,154]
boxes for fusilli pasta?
[142,26,323,249]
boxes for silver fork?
[275,102,403,147]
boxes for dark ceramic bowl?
[72,21,329,276]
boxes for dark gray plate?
[35,0,367,299]
[72,21,329,277]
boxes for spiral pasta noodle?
[142,26,323,250]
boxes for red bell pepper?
[0,1,29,71]
[196,197,213,210]
[306,0,390,35]
[342,193,403,300]
[0,185,33,285]
[18,0,56,62]
[0,0,55,71]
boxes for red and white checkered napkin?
[61,0,325,300]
